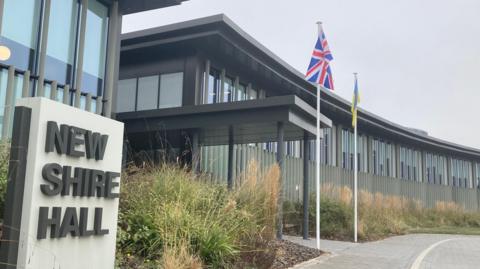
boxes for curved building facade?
[117,14,480,210]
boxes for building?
[0,0,188,139]
[117,14,480,212]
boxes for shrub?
[317,196,352,239]
[0,142,10,220]
[117,162,280,268]
[285,184,480,241]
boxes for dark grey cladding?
[118,0,189,15]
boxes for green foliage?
[0,142,10,220]
[317,197,353,239]
[116,164,280,268]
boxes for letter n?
[45,121,69,154]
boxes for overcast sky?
[123,0,480,149]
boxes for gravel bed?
[270,239,323,268]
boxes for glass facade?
[116,72,184,113]
[425,153,447,185]
[248,87,258,100]
[137,76,159,111]
[82,0,109,96]
[341,129,368,172]
[0,0,41,70]
[236,83,247,101]
[399,146,421,181]
[159,72,183,109]
[372,138,394,176]
[302,128,334,166]
[207,68,220,104]
[0,0,111,137]
[451,158,472,188]
[0,0,110,95]
[223,76,234,102]
[116,78,137,113]
[45,0,79,85]
[203,65,261,104]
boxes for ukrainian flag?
[351,75,360,127]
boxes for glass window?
[223,76,234,102]
[43,84,51,98]
[45,0,79,85]
[248,87,258,100]
[0,0,41,70]
[116,78,136,112]
[137,75,159,111]
[91,100,97,113]
[236,83,246,101]
[80,95,86,110]
[57,87,64,103]
[82,0,109,96]
[159,72,183,109]
[207,69,220,104]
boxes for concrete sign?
[0,98,124,268]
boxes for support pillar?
[421,151,427,183]
[473,162,478,188]
[74,0,88,96]
[336,124,343,168]
[447,157,452,186]
[368,136,374,174]
[2,66,14,140]
[104,0,120,117]
[227,126,234,190]
[395,144,401,178]
[302,131,310,240]
[276,122,285,240]
[202,60,210,104]
[36,0,51,97]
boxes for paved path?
[285,234,480,269]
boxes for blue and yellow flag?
[351,74,360,127]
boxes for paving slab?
[286,234,480,269]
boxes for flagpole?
[315,21,322,250]
[353,73,358,243]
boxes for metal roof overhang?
[119,0,189,15]
[117,95,331,146]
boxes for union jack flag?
[305,25,334,90]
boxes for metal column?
[421,151,427,183]
[276,121,285,240]
[473,162,478,188]
[103,0,120,117]
[36,0,51,97]
[336,124,343,168]
[1,66,14,139]
[302,131,310,240]
[74,0,88,95]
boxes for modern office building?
[117,14,480,211]
[0,0,188,138]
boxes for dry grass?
[234,160,280,242]
[162,242,203,269]
[117,162,281,268]
[287,182,480,241]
